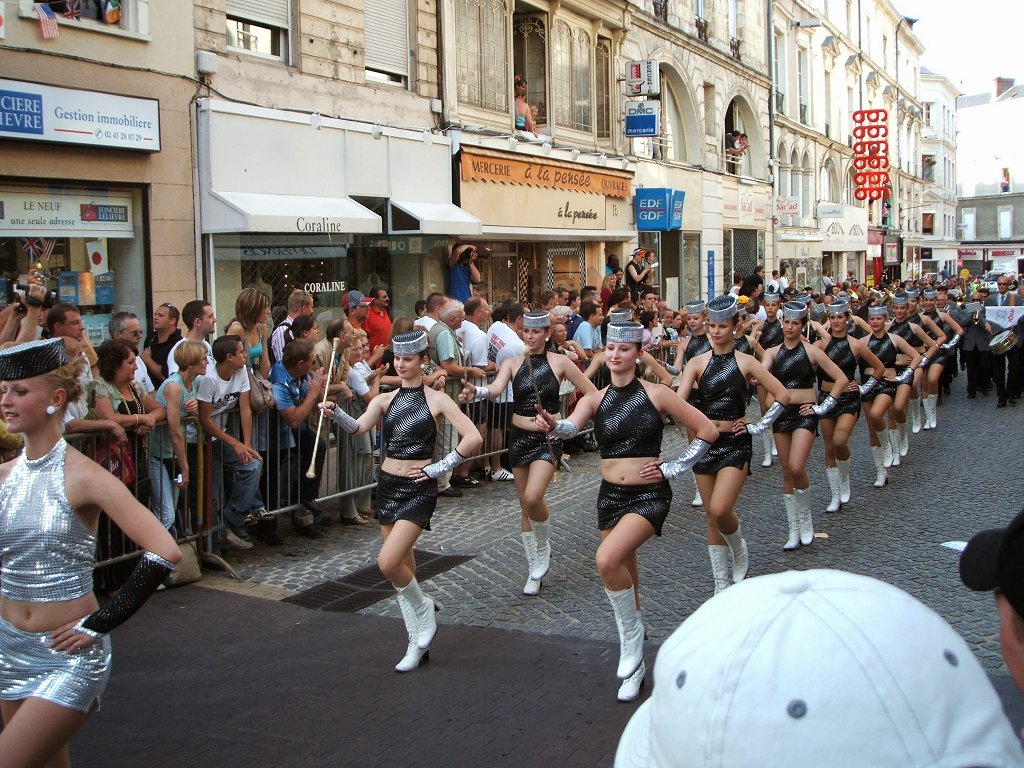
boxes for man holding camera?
[449,244,483,303]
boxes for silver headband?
[868,306,889,317]
[922,289,937,299]
[782,301,808,321]
[0,337,68,381]
[523,311,551,329]
[706,295,739,323]
[606,321,644,344]
[392,330,428,356]
[827,302,850,316]
[892,291,909,306]
[684,301,706,315]
[608,308,634,325]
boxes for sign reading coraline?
[461,147,632,198]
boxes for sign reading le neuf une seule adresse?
[0,78,160,152]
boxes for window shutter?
[226,0,290,30]
[365,0,409,77]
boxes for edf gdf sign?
[625,101,660,138]
[634,188,685,231]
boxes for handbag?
[248,367,275,413]
[96,438,137,486]
[165,540,202,587]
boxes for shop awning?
[481,225,636,242]
[203,190,381,234]
[388,200,481,235]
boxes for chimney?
[995,77,1015,98]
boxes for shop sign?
[624,101,660,137]
[58,270,113,308]
[957,249,979,257]
[0,78,160,152]
[0,185,133,238]
[634,188,684,231]
[774,196,799,216]
[851,109,890,202]
[883,241,900,266]
[357,236,448,255]
[461,148,631,198]
[991,249,1019,257]
[816,202,844,218]
[738,191,754,224]
[626,60,660,97]
[460,183,611,230]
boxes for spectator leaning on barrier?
[109,311,154,394]
[142,302,181,387]
[573,301,604,359]
[198,334,269,550]
[414,292,447,335]
[460,297,496,485]
[270,289,313,365]
[484,300,524,482]
[168,300,216,376]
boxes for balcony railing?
[799,102,808,123]
[775,91,785,114]
[695,16,709,42]
[730,36,742,60]
[652,0,668,21]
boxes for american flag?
[64,0,81,20]
[33,3,60,38]
[20,238,56,263]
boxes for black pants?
[964,349,993,395]
[991,350,1021,401]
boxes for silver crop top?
[0,439,96,602]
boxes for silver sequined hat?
[868,306,889,317]
[762,292,782,304]
[684,300,706,315]
[606,321,644,344]
[905,288,920,299]
[922,288,938,300]
[783,301,809,321]
[706,295,739,323]
[892,291,909,306]
[0,337,68,380]
[523,311,551,329]
[391,330,428,356]
[828,302,850,316]
[608,308,634,325]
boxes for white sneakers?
[490,468,514,482]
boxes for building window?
[595,39,611,139]
[773,29,786,116]
[922,154,935,182]
[961,209,975,241]
[513,16,547,126]
[456,0,510,112]
[226,0,290,61]
[365,0,410,85]
[797,47,810,124]
[552,21,592,132]
[998,207,1013,239]
[922,102,931,127]
[922,212,934,235]
[35,0,145,34]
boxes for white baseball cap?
[616,569,1023,768]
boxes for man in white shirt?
[168,300,216,376]
[459,297,496,485]
[413,292,447,334]
[109,311,154,394]
[484,300,525,481]
[778,267,790,295]
[197,334,266,549]
[270,289,313,365]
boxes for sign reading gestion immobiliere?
[460,148,631,198]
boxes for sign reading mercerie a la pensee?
[0,78,160,152]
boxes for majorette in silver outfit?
[0,439,111,713]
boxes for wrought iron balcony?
[695,16,709,42]
[730,36,742,60]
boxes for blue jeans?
[212,441,264,528]
[148,455,177,532]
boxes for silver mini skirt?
[0,614,111,713]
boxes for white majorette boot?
[532,519,551,581]
[794,487,813,546]
[879,428,894,468]
[606,587,645,679]
[722,526,749,583]
[923,394,938,430]
[889,428,902,467]
[399,578,436,649]
[708,545,731,594]
[836,458,852,504]
[824,466,842,513]
[898,422,909,457]
[394,584,431,673]
[617,661,646,702]
[691,473,703,507]
[910,397,921,434]
[783,494,800,551]
[870,445,888,487]
[521,532,541,596]
[761,431,773,467]
[771,434,778,457]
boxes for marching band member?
[673,301,712,506]
[753,292,784,466]
[461,312,595,596]
[536,321,717,702]
[760,302,847,550]
[678,296,790,593]
[919,287,964,427]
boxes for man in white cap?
[615,569,1024,767]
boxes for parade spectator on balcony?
[513,74,535,133]
[109,312,154,394]
[449,245,482,303]
[168,300,216,376]
[142,302,181,387]
[270,289,313,364]
[365,286,393,353]
[200,335,269,549]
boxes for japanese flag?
[86,239,108,275]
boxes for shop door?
[547,242,585,293]
[733,229,758,283]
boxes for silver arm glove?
[469,385,491,403]
[746,401,784,436]
[421,450,466,479]
[919,354,931,368]
[895,366,915,385]
[665,364,681,376]
[858,377,879,397]
[941,333,961,351]
[810,395,838,417]
[550,419,578,440]
[329,406,359,433]
[658,438,712,479]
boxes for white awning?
[389,200,481,235]
[203,190,381,234]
